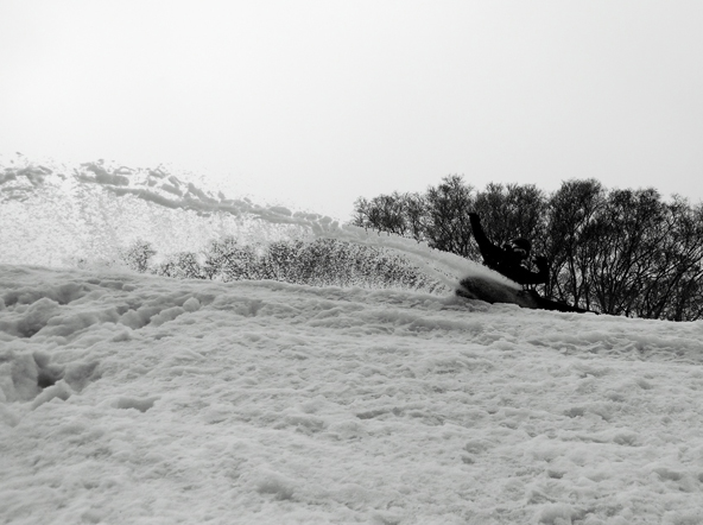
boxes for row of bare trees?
[353,176,703,321]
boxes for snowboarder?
[468,213,549,286]
[463,213,595,314]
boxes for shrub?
[121,239,156,273]
[120,236,443,293]
[155,251,205,279]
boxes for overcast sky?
[1,1,702,219]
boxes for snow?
[2,157,703,524]
[2,265,703,524]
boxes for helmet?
[508,238,531,260]
[510,238,531,253]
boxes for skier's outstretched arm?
[469,213,501,261]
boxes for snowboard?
[456,275,594,314]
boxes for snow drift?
[1,157,703,524]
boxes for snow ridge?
[0,155,504,291]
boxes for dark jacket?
[469,213,549,286]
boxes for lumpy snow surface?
[2,264,703,524]
[2,158,703,523]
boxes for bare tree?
[353,176,703,320]
[546,179,605,310]
[424,175,475,256]
[353,192,425,239]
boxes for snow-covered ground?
[3,265,703,524]
[2,158,703,524]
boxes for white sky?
[1,1,702,219]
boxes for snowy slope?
[1,157,703,524]
[2,264,703,524]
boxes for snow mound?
[2,264,703,524]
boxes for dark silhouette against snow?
[462,213,592,313]
[468,213,549,286]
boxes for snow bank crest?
[0,154,489,288]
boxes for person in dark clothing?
[468,213,549,286]
[464,213,595,313]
